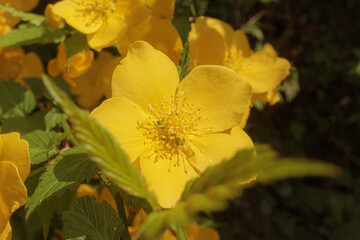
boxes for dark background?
[174,0,360,239]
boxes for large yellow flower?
[52,0,150,50]
[117,0,182,64]
[189,16,291,105]
[0,46,44,85]
[0,0,39,36]
[91,41,254,208]
[0,132,30,239]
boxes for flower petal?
[91,97,149,162]
[87,13,128,50]
[21,52,44,78]
[188,126,254,172]
[0,221,12,240]
[140,149,198,208]
[0,161,27,233]
[231,30,252,58]
[147,0,175,20]
[189,16,233,66]
[0,132,30,182]
[18,0,39,12]
[178,65,252,133]
[237,43,291,93]
[115,0,150,26]
[52,0,103,34]
[112,41,179,113]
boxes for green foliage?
[137,146,340,239]
[44,108,68,131]
[23,130,64,164]
[1,111,45,135]
[25,146,97,220]
[63,196,124,240]
[279,67,300,102]
[0,23,66,47]
[177,40,191,81]
[0,80,36,119]
[65,32,90,67]
[0,3,45,26]
[42,74,159,211]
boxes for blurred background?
[172,0,360,239]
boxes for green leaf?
[22,130,64,164]
[25,146,97,220]
[0,80,36,119]
[45,108,68,131]
[1,111,46,135]
[65,32,90,67]
[176,40,191,81]
[241,24,264,42]
[63,196,124,240]
[279,67,300,102]
[42,74,158,210]
[0,23,66,47]
[0,3,45,26]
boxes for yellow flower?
[91,41,254,208]
[70,51,121,109]
[47,42,94,86]
[188,16,291,105]
[117,0,182,64]
[52,0,150,50]
[77,184,117,211]
[0,132,31,239]
[0,46,44,85]
[44,4,63,28]
[129,209,219,240]
[0,0,39,36]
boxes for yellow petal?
[189,16,233,66]
[65,50,94,79]
[21,52,44,78]
[147,0,175,20]
[0,221,12,240]
[0,47,24,81]
[52,0,103,34]
[76,184,99,198]
[112,41,179,114]
[178,65,252,133]
[116,0,150,26]
[18,0,39,12]
[87,13,128,50]
[91,97,148,162]
[239,106,251,129]
[188,126,254,172]
[252,88,280,105]
[47,59,61,77]
[45,4,63,28]
[98,56,122,98]
[0,132,30,182]
[237,43,291,93]
[99,187,117,211]
[231,30,252,58]
[140,148,198,208]
[0,161,27,233]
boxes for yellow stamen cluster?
[138,91,210,172]
[74,0,115,27]
[223,48,244,72]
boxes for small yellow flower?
[52,0,150,50]
[117,0,182,64]
[44,4,63,28]
[189,16,291,105]
[70,51,121,109]
[91,41,254,208]
[0,46,44,85]
[47,42,94,86]
[0,132,31,239]
[0,0,39,36]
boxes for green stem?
[188,0,197,18]
[61,119,79,146]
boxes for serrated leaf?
[0,3,45,26]
[0,23,66,47]
[42,74,158,210]
[63,196,124,240]
[65,32,90,67]
[0,80,36,119]
[45,108,68,131]
[176,40,191,81]
[1,111,45,135]
[22,130,64,164]
[25,146,97,220]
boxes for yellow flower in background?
[129,209,219,240]
[189,16,291,105]
[71,51,121,110]
[44,4,63,28]
[0,0,39,36]
[77,184,117,211]
[117,0,183,64]
[0,46,44,85]
[52,0,150,50]
[92,41,254,208]
[47,42,94,86]
[0,132,31,240]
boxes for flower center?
[138,91,210,172]
[223,48,244,72]
[75,0,115,27]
